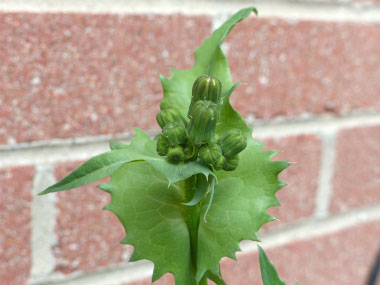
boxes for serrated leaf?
[40,129,214,195]
[160,7,256,137]
[195,138,289,280]
[99,162,195,284]
[258,245,287,285]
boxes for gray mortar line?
[252,112,380,139]
[241,204,380,253]
[314,131,336,218]
[1,0,380,22]
[1,113,380,168]
[29,164,59,284]
[28,205,380,285]
[28,260,153,285]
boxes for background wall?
[1,0,380,284]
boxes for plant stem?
[184,174,207,284]
[199,276,208,285]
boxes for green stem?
[199,276,208,285]
[184,174,208,284]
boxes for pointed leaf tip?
[258,245,287,285]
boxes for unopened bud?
[162,122,187,146]
[157,106,186,129]
[223,155,239,171]
[218,128,247,158]
[199,143,222,167]
[188,76,222,119]
[214,155,225,171]
[167,146,185,164]
[188,100,219,144]
[156,134,168,156]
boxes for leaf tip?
[37,189,47,196]
[97,182,112,193]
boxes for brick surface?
[221,220,380,285]
[227,19,380,119]
[331,125,380,213]
[261,135,322,230]
[0,166,34,285]
[0,13,211,145]
[54,162,131,274]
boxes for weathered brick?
[261,135,322,230]
[331,125,380,213]
[0,166,34,285]
[227,18,380,119]
[0,13,211,145]
[221,220,380,284]
[54,162,131,274]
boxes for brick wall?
[1,1,379,284]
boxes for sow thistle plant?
[40,7,292,285]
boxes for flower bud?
[182,140,198,161]
[188,100,219,144]
[167,146,185,164]
[199,143,222,167]
[218,128,247,158]
[223,155,239,171]
[162,122,187,146]
[157,106,185,129]
[214,155,225,170]
[188,76,222,119]
[156,134,168,156]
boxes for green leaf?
[99,162,195,284]
[195,138,289,280]
[183,174,209,206]
[109,140,129,150]
[258,245,287,285]
[40,129,214,195]
[159,7,256,137]
[204,267,226,285]
[39,149,139,195]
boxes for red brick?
[227,19,380,119]
[331,125,380,213]
[0,13,211,145]
[0,166,34,285]
[54,162,131,274]
[221,220,380,284]
[261,135,322,230]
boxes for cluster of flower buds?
[156,75,247,171]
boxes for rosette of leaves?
[39,7,290,285]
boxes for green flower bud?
[156,106,185,129]
[211,134,220,144]
[188,76,222,119]
[214,155,225,170]
[182,140,198,161]
[162,122,187,146]
[156,134,168,156]
[218,128,247,158]
[199,143,222,166]
[188,100,219,144]
[223,155,239,171]
[167,146,185,164]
